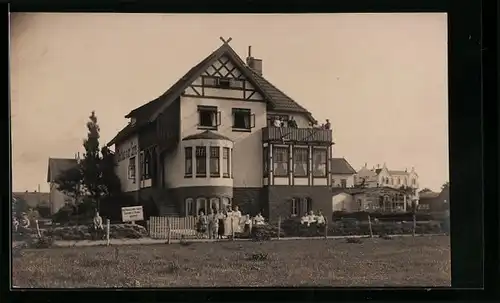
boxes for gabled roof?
[419,191,440,199]
[182,130,233,142]
[108,41,316,146]
[47,158,78,183]
[330,158,356,175]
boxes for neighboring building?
[418,185,449,212]
[354,163,420,204]
[47,158,78,214]
[12,191,50,209]
[332,186,409,213]
[107,40,334,222]
[330,157,356,188]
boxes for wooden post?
[324,221,328,239]
[106,219,110,246]
[277,216,281,240]
[35,220,41,238]
[231,217,235,240]
[412,213,416,237]
[167,218,172,244]
[368,215,373,238]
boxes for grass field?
[13,236,450,288]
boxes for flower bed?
[14,224,149,241]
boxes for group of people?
[299,210,326,227]
[196,206,267,239]
[12,212,30,232]
[272,116,331,130]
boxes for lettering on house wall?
[116,141,138,162]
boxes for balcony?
[262,126,333,144]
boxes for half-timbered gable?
[184,55,265,102]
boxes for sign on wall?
[121,206,144,222]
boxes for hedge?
[14,224,149,241]
[331,211,446,222]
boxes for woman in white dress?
[232,206,242,234]
[223,206,233,237]
[254,212,266,226]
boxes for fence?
[148,216,198,242]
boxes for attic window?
[217,78,231,89]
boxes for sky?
[10,13,449,192]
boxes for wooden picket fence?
[148,216,198,242]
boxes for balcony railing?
[262,126,333,144]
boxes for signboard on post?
[121,206,144,224]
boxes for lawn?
[12,236,450,288]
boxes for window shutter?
[217,111,222,126]
[251,113,256,128]
[300,198,307,216]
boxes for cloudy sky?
[10,13,448,192]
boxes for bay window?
[273,147,289,176]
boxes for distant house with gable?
[330,158,356,188]
[47,157,78,214]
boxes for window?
[273,147,289,176]
[292,197,312,216]
[210,147,220,177]
[221,197,231,211]
[185,198,196,216]
[217,78,231,89]
[291,198,299,216]
[210,197,220,212]
[232,108,253,130]
[185,147,193,177]
[203,76,217,87]
[263,147,269,177]
[293,147,308,177]
[196,197,207,215]
[412,178,416,185]
[231,149,234,178]
[198,106,218,129]
[196,146,207,177]
[128,157,136,182]
[144,151,151,179]
[223,147,230,178]
[403,178,408,185]
[396,177,400,185]
[230,79,244,89]
[340,179,347,188]
[312,148,327,177]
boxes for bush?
[250,225,284,241]
[331,211,435,222]
[277,218,442,238]
[45,223,148,241]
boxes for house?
[418,185,449,212]
[331,186,409,213]
[330,157,356,188]
[354,163,420,204]
[47,157,78,214]
[106,39,334,222]
[12,191,50,209]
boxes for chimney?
[246,46,263,76]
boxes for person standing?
[207,208,217,239]
[93,210,104,239]
[224,206,234,238]
[216,209,226,239]
[324,119,331,130]
[232,205,242,234]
